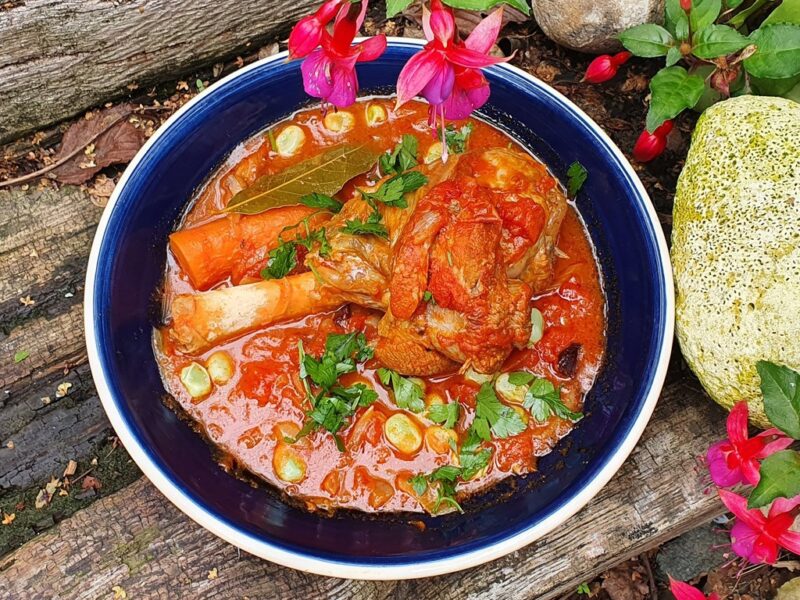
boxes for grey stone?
[532,0,665,54]
[654,523,728,582]
[777,578,800,600]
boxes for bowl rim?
[84,36,675,580]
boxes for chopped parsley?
[441,123,474,154]
[428,402,460,429]
[411,465,464,514]
[289,332,376,450]
[340,209,389,238]
[473,381,527,440]
[518,374,583,423]
[379,134,418,175]
[377,368,425,413]
[566,161,588,197]
[361,171,428,209]
[300,192,343,213]
[422,290,435,304]
[260,240,297,280]
[458,428,493,480]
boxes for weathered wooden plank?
[0,0,318,143]
[0,381,728,599]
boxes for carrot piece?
[168,206,327,290]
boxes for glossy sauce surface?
[155,98,606,513]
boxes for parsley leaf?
[567,161,588,197]
[428,402,460,429]
[260,240,297,280]
[460,445,493,481]
[377,368,425,413]
[508,371,535,386]
[300,192,343,213]
[523,377,583,423]
[422,290,435,304]
[379,134,418,175]
[441,123,474,154]
[361,171,428,209]
[475,382,527,439]
[291,332,377,450]
[409,474,428,496]
[340,209,389,238]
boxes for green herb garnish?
[377,367,425,413]
[473,381,527,440]
[442,123,474,154]
[522,376,583,423]
[300,192,343,213]
[566,161,588,197]
[428,402,460,429]
[361,171,428,209]
[340,209,389,238]
[379,134,419,175]
[260,240,297,280]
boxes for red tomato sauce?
[155,98,606,514]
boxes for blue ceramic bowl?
[85,38,673,579]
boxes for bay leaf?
[225,144,380,215]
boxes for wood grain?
[0,380,728,599]
[0,0,317,143]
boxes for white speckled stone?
[532,0,664,54]
[672,96,800,428]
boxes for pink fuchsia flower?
[396,0,509,137]
[719,489,800,565]
[680,0,692,11]
[706,401,793,488]
[291,0,387,109]
[581,51,631,83]
[668,577,719,600]
[632,119,673,162]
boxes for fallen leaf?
[87,174,116,207]
[56,382,72,398]
[112,585,127,599]
[34,489,48,509]
[45,477,60,497]
[5,440,14,449]
[19,296,34,306]
[63,460,78,477]
[58,489,68,496]
[41,396,51,405]
[51,104,146,185]
[207,567,218,580]
[2,513,15,525]
[601,563,649,600]
[82,475,102,491]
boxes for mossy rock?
[672,96,800,428]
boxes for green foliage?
[749,450,800,508]
[692,25,750,59]
[646,67,705,132]
[619,24,675,57]
[758,360,800,439]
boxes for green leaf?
[422,290,435,304]
[665,0,690,38]
[379,369,426,413]
[689,0,721,33]
[523,377,583,423]
[442,123,475,154]
[460,446,493,480]
[225,144,380,214]
[428,402,460,429]
[475,382,528,438]
[646,66,705,131]
[409,474,428,496]
[692,24,750,58]
[725,0,745,8]
[300,192,343,213]
[748,450,800,508]
[471,416,492,441]
[386,0,415,17]
[758,360,800,439]
[362,171,428,209]
[380,134,419,175]
[762,0,800,27]
[441,0,530,16]
[508,371,536,386]
[13,350,29,363]
[666,45,683,66]
[619,24,675,57]
[260,241,297,280]
[566,161,588,197]
[744,24,800,79]
[340,209,389,238]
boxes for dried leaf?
[2,513,15,525]
[601,564,649,600]
[51,104,146,185]
[19,296,34,306]
[34,489,48,509]
[224,144,380,215]
[82,475,102,491]
[45,477,60,497]
[207,567,218,580]
[63,460,78,477]
[112,585,127,599]
[56,382,72,398]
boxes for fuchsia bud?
[632,119,673,162]
[581,51,632,84]
[288,0,344,59]
[680,0,692,10]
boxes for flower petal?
[464,7,503,54]
[396,48,444,107]
[727,401,750,445]
[446,45,509,69]
[706,441,744,487]
[428,0,455,45]
[740,457,762,487]
[778,530,800,555]
[421,61,455,106]
[327,60,360,107]
[301,49,334,100]
[730,519,763,564]
[443,69,489,119]
[768,494,800,517]
[422,5,434,41]
[757,431,794,458]
[355,35,387,62]
[288,15,324,59]
[669,578,708,600]
[719,489,766,530]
